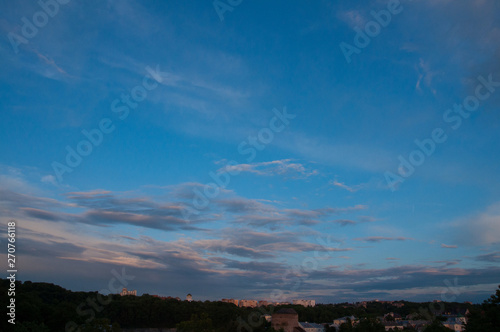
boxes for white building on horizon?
[293,299,316,307]
[120,288,137,296]
[239,299,258,307]
[221,298,239,306]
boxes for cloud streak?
[330,179,363,192]
[219,159,318,179]
[354,236,412,243]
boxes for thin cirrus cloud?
[431,260,462,267]
[195,239,275,259]
[448,202,500,246]
[193,228,349,259]
[284,204,369,226]
[354,236,412,243]
[212,228,343,253]
[475,252,500,263]
[303,264,500,301]
[219,159,318,178]
[330,179,363,193]
[338,9,366,29]
[329,216,377,226]
[330,219,357,226]
[215,196,368,228]
[277,133,395,174]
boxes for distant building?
[258,300,270,306]
[239,299,258,308]
[442,315,467,332]
[272,308,306,332]
[186,293,192,302]
[293,299,316,307]
[356,301,368,308]
[442,321,465,332]
[384,312,402,321]
[221,298,239,306]
[382,322,404,331]
[120,288,137,296]
[300,322,325,332]
[332,316,357,331]
[152,295,167,300]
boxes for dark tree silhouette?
[465,285,500,332]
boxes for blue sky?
[0,0,499,303]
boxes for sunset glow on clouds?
[0,0,499,303]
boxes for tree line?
[0,279,498,331]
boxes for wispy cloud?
[277,133,395,173]
[415,58,439,94]
[475,252,500,263]
[330,219,357,226]
[450,202,500,246]
[219,159,318,178]
[338,10,366,29]
[40,175,57,185]
[431,260,461,267]
[33,49,69,78]
[354,236,412,243]
[330,179,363,192]
[441,243,458,249]
[212,195,367,228]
